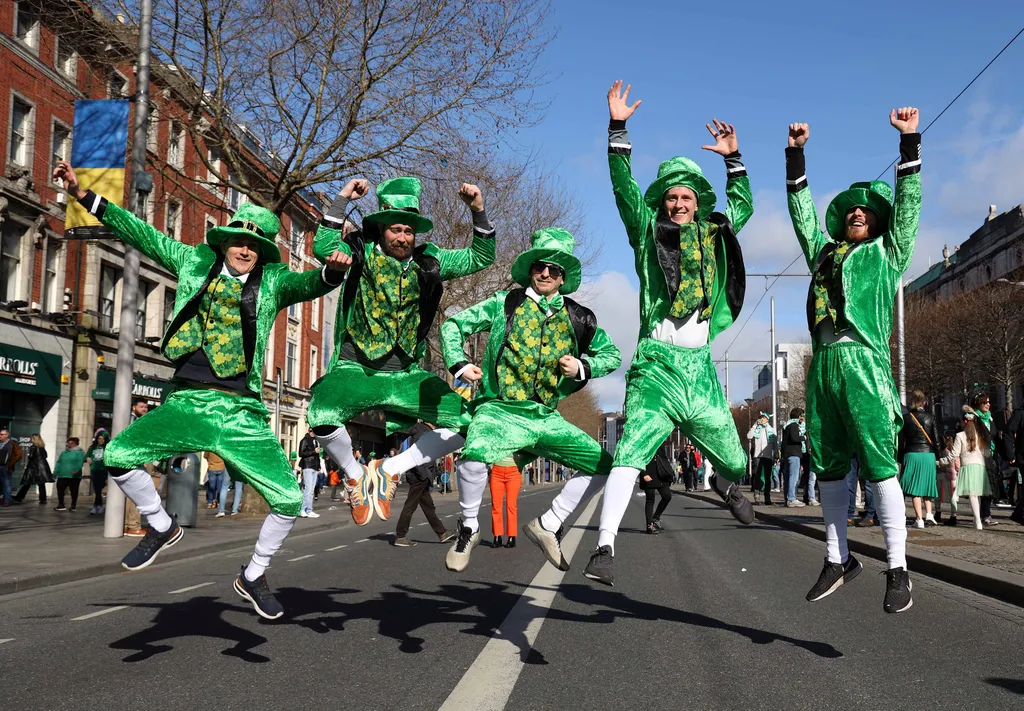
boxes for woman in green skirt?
[898,391,943,528]
[939,406,993,530]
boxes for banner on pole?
[65,100,130,230]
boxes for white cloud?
[574,270,640,411]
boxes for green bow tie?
[538,293,563,312]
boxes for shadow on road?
[985,677,1024,695]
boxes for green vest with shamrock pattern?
[347,249,421,360]
[496,298,575,407]
[163,276,247,377]
[668,222,718,321]
[812,241,854,332]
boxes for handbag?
[908,412,933,446]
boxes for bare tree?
[973,274,1024,411]
[899,295,949,403]
[557,387,603,440]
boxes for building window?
[50,120,72,183]
[311,297,320,332]
[165,199,182,241]
[9,96,35,169]
[227,169,246,212]
[205,215,217,234]
[309,345,319,387]
[290,217,305,256]
[206,146,222,188]
[136,279,154,339]
[14,1,40,51]
[42,240,60,312]
[142,192,155,225]
[163,287,175,332]
[168,122,184,170]
[285,341,298,385]
[146,111,160,153]
[55,37,77,79]
[99,265,122,331]
[1,224,23,301]
[288,300,299,322]
[108,68,129,99]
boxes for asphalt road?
[1,485,1023,711]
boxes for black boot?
[492,535,503,548]
[505,536,516,548]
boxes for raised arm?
[578,324,621,380]
[54,161,193,275]
[273,252,351,310]
[441,292,504,377]
[436,184,496,280]
[784,124,830,269]
[313,179,369,261]
[701,119,753,232]
[607,80,651,247]
[886,108,922,273]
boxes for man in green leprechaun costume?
[53,161,350,620]
[786,108,921,613]
[437,227,621,571]
[307,177,495,529]
[584,81,756,587]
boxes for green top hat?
[205,202,282,264]
[643,156,717,220]
[511,227,583,295]
[363,177,434,234]
[825,180,893,239]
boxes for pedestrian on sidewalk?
[298,428,321,519]
[937,434,960,526]
[781,409,810,506]
[13,434,50,505]
[748,414,776,505]
[85,430,109,514]
[217,477,244,518]
[897,390,942,528]
[490,456,522,548]
[974,394,1001,524]
[0,427,24,506]
[204,451,228,510]
[53,437,85,511]
[641,444,675,534]
[938,406,992,530]
[394,423,455,547]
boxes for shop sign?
[0,344,63,397]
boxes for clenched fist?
[558,355,579,378]
[890,107,920,134]
[340,178,369,200]
[460,364,484,382]
[324,250,353,273]
[788,123,810,148]
[458,183,484,212]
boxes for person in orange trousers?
[490,456,521,548]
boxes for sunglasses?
[530,262,564,279]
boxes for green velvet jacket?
[786,134,922,359]
[608,128,753,343]
[91,197,339,395]
[313,216,495,369]
[440,289,621,407]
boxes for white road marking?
[288,554,315,562]
[417,522,429,526]
[438,493,601,711]
[71,606,129,621]
[324,544,348,552]
[355,538,370,543]
[168,582,215,594]
[0,638,14,645]
[444,515,454,519]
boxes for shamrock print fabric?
[496,298,575,407]
[347,251,421,360]
[164,276,247,377]
[668,222,719,321]
[812,241,853,332]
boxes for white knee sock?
[245,513,297,581]
[315,427,363,481]
[456,459,490,533]
[819,479,849,564]
[381,429,465,477]
[969,495,981,527]
[112,468,172,532]
[541,475,604,532]
[871,477,908,570]
[597,466,640,554]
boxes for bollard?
[165,452,200,527]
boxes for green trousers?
[613,339,746,479]
[306,358,468,431]
[460,399,613,474]
[806,341,902,482]
[104,387,301,516]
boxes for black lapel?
[705,212,746,321]
[241,264,264,372]
[653,219,682,296]
[564,297,597,354]
[413,245,443,344]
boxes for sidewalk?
[683,487,1024,607]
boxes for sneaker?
[711,474,755,525]
[215,511,226,518]
[652,519,664,531]
[124,528,147,537]
[305,511,320,519]
[505,536,516,548]
[54,506,67,511]
[523,517,569,571]
[369,459,399,521]
[121,520,184,571]
[753,492,762,505]
[982,517,997,526]
[924,515,937,527]
[345,466,374,526]
[913,518,925,529]
[583,545,615,586]
[394,537,417,547]
[806,555,863,602]
[883,567,913,613]
[807,499,820,507]
[300,511,309,518]
[89,506,98,515]
[445,521,480,572]
[69,507,76,512]
[646,522,660,535]
[786,500,806,508]
[98,505,105,514]
[438,529,456,544]
[233,566,285,620]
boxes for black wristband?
[608,119,626,131]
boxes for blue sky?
[514,0,1024,410]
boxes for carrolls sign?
[0,344,62,396]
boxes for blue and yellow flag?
[66,100,130,229]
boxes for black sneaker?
[711,474,755,525]
[652,519,664,531]
[120,520,184,571]
[943,515,958,527]
[54,506,67,511]
[883,567,913,613]
[523,518,568,570]
[233,566,285,620]
[646,523,660,535]
[583,545,615,587]
[806,554,863,602]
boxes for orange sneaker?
[346,466,374,526]
[370,458,400,520]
